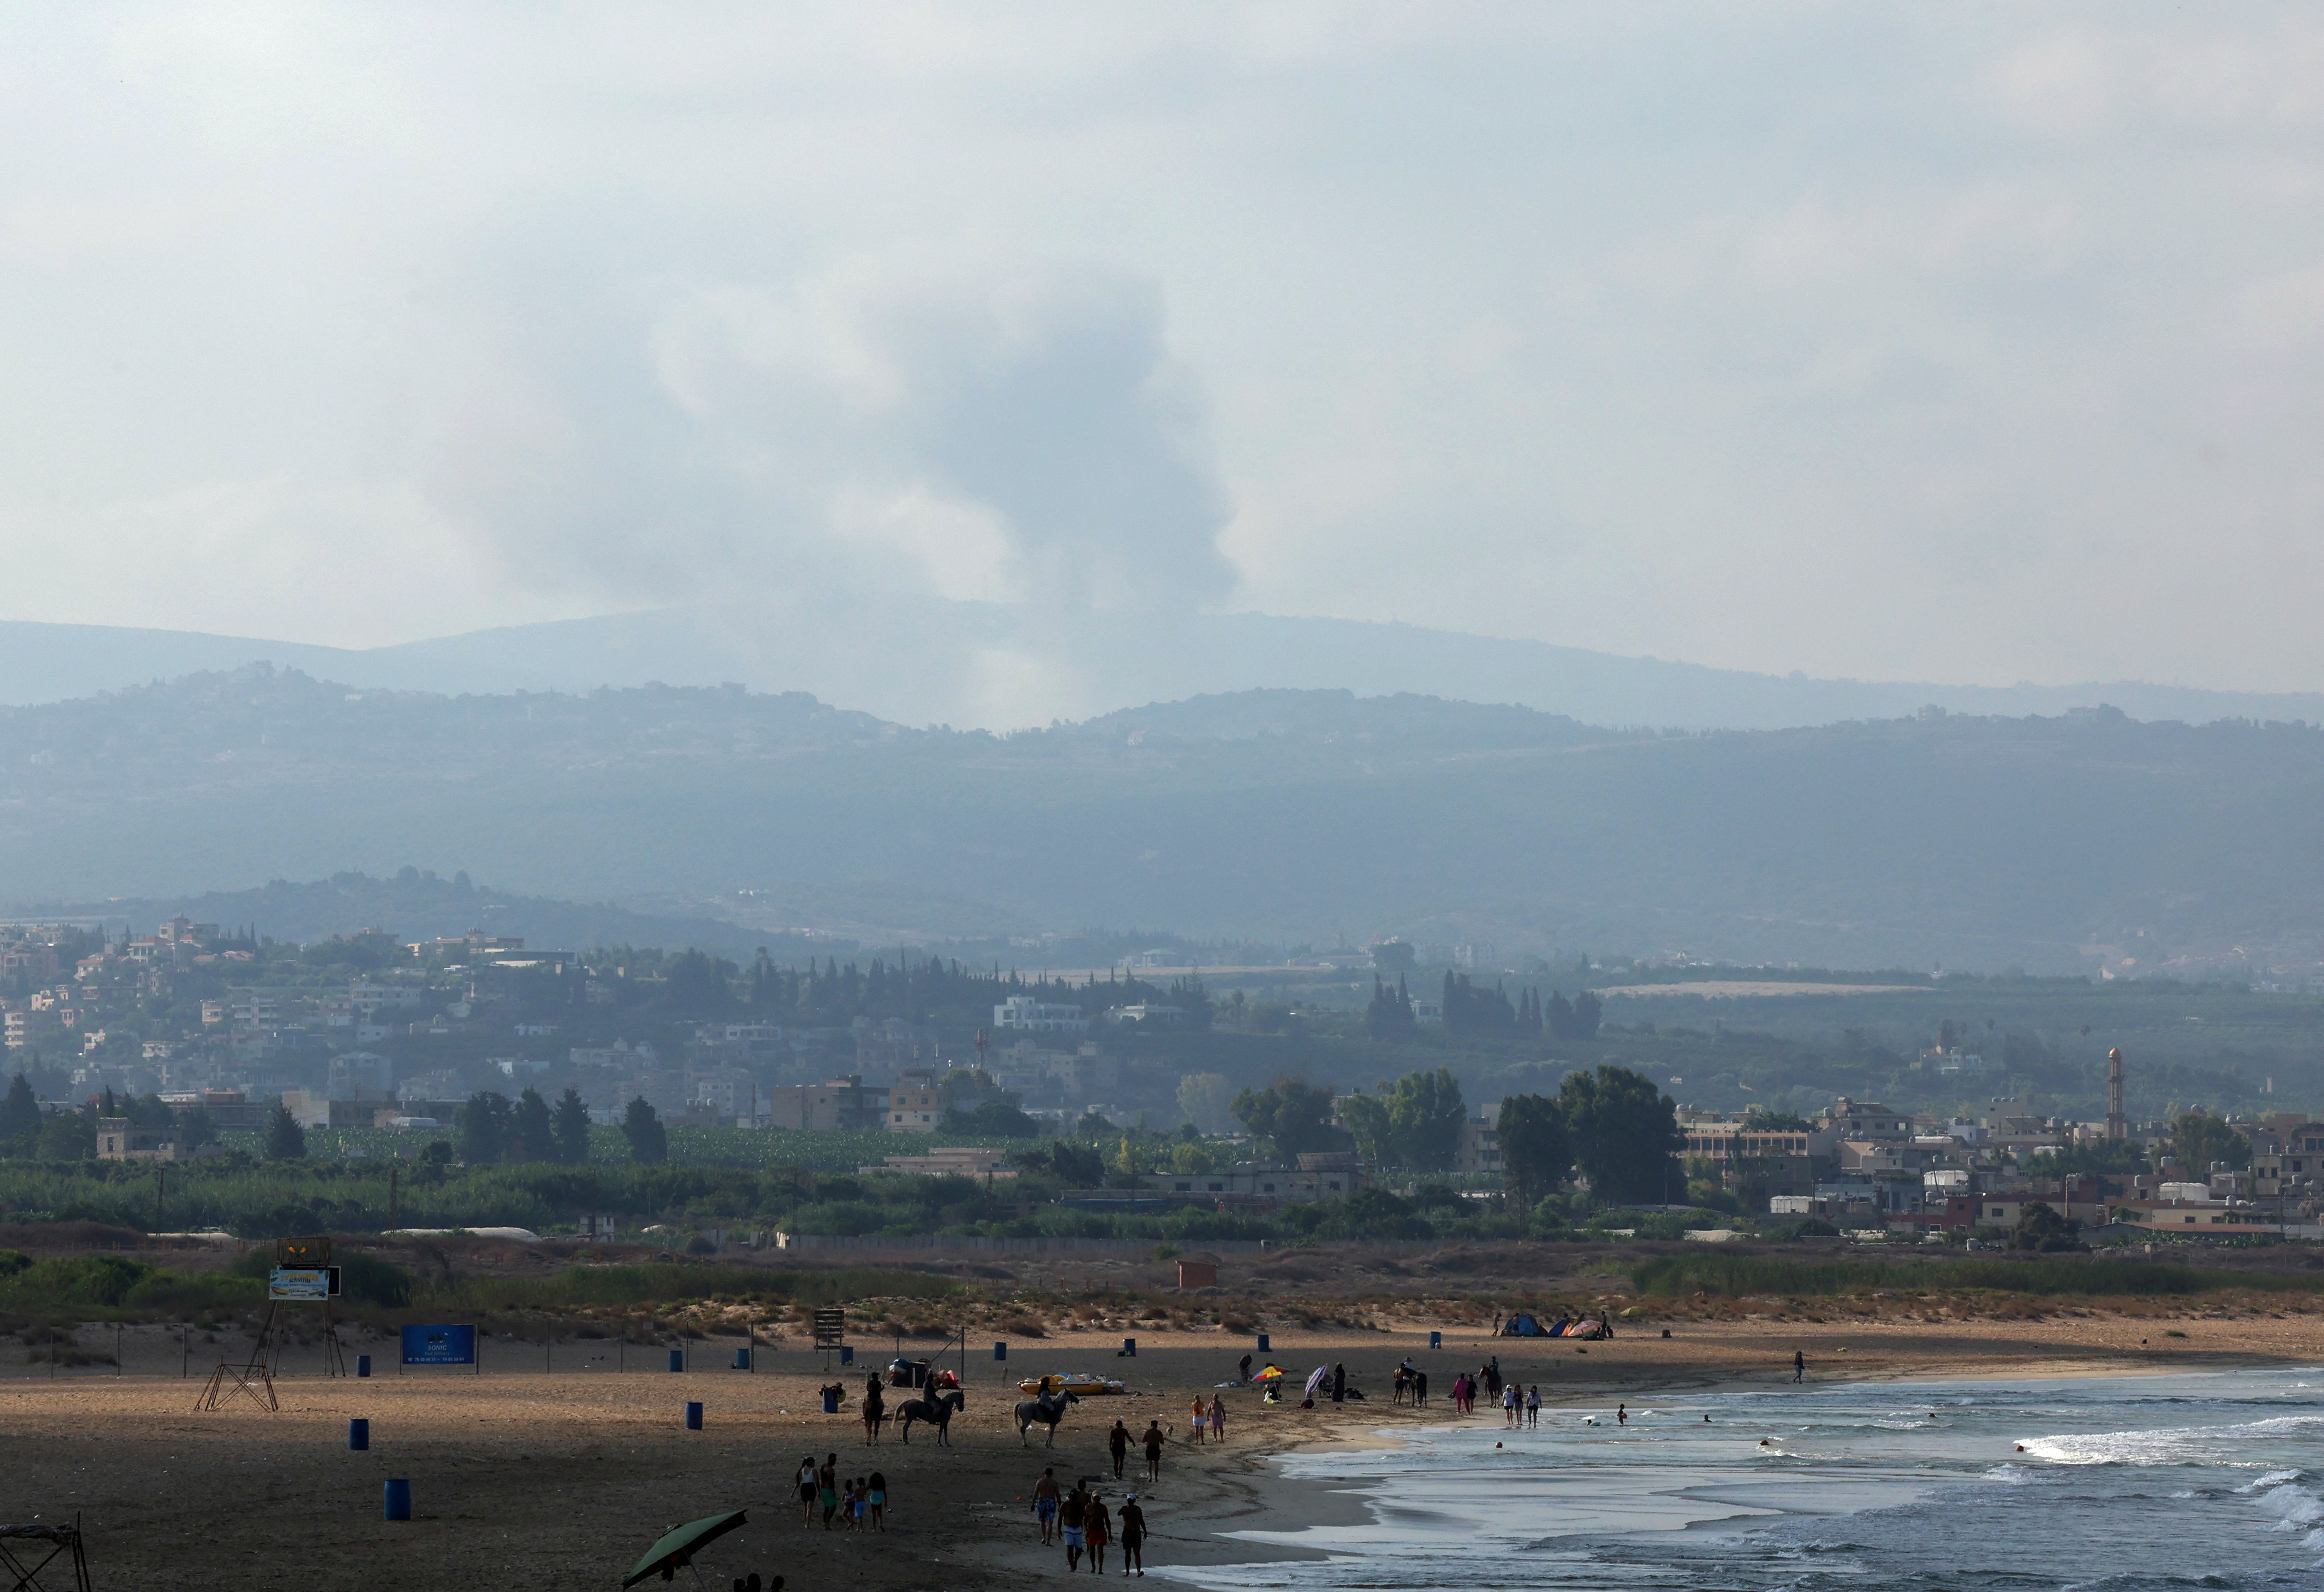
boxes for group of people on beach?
[1033,1466,1149,1576]
[1187,1391,1228,1443]
[796,1454,886,1531]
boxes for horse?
[898,1388,966,1445]
[1015,1387,1080,1446]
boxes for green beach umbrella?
[622,1510,750,1588]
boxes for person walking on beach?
[797,1456,819,1527]
[1110,1419,1131,1479]
[1143,1419,1168,1481]
[1035,1467,1062,1544]
[1502,1380,1519,1427]
[1211,1391,1227,1444]
[1062,1484,1089,1571]
[1793,1350,1805,1384]
[1084,1492,1112,1574]
[868,1470,887,1531]
[1118,1494,1147,1577]
[1453,1371,1471,1414]
[1239,1353,1253,1384]
[818,1455,839,1529]
[1526,1385,1541,1428]
[1190,1395,1209,1445]
[1413,1369,1428,1406]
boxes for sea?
[1161,1367,2324,1591]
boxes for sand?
[5,1309,2322,1591]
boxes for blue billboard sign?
[401,1324,477,1366]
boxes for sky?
[5,4,2324,694]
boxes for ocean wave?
[2235,1468,2304,1493]
[2019,1414,2324,1466]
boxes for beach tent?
[1567,1318,1611,1340]
[1500,1314,1550,1337]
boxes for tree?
[175,1106,218,1150]
[621,1097,667,1163]
[1384,1067,1466,1171]
[550,1087,592,1165]
[1497,1094,1572,1207]
[1742,1110,1814,1132]
[1557,1065,1683,1205]
[263,1104,306,1161]
[1338,1090,1395,1169]
[1231,1077,1349,1158]
[511,1087,554,1162]
[1441,973,1515,1033]
[1365,976,1416,1037]
[945,1099,1040,1137]
[459,1092,512,1164]
[1546,989,1604,1042]
[662,949,735,1014]
[0,1074,39,1146]
[2170,1111,2250,1173]
[2010,1200,2083,1252]
[1175,1072,1237,1135]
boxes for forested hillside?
[6,669,2324,974]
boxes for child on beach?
[867,1470,887,1531]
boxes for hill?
[5,671,2324,973]
[3,604,2323,732]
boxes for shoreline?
[2,1317,2319,1590]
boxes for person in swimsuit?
[1526,1385,1541,1428]
[1210,1392,1227,1444]
[868,1469,887,1531]
[1109,1419,1131,1478]
[1118,1493,1147,1577]
[1035,1467,1061,1544]
[1617,1403,1628,1427]
[1083,1493,1111,1574]
[837,1477,857,1531]
[1190,1397,1207,1444]
[1238,1353,1252,1384]
[1502,1381,1519,1427]
[818,1454,839,1530]
[797,1456,818,1527]
[1061,1484,1088,1571]
[1142,1420,1167,1481]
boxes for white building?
[993,996,1090,1034]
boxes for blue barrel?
[383,1479,411,1522]
[356,1355,372,1378]
[668,1349,684,1373]
[1256,1333,1269,1353]
[1429,1331,1443,1349]
[349,1418,370,1451]
[733,1348,751,1371]
[1122,1336,1137,1357]
[822,1387,839,1414]
[994,1342,1007,1361]
[839,1346,853,1365]
[685,1401,704,1431]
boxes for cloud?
[6,5,2324,699]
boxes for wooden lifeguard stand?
[195,1235,348,1412]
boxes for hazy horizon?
[6,7,2324,726]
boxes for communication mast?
[2106,1047,2126,1141]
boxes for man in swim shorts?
[1061,1482,1088,1570]
[1034,1467,1061,1544]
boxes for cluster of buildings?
[1678,1095,2317,1236]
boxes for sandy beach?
[6,1303,2323,1591]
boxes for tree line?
[1365,974,1603,1040]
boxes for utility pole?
[2106,1048,2126,1142]
[155,1165,166,1231]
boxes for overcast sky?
[5,4,2324,692]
